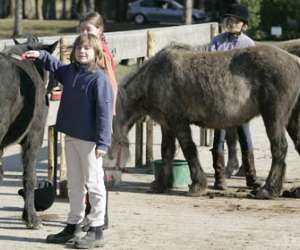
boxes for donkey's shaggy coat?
[225,40,300,178]
[0,37,57,228]
[111,43,300,199]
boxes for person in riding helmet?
[208,3,260,190]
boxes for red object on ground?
[50,89,62,101]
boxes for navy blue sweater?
[39,50,113,152]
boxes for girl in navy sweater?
[25,34,113,249]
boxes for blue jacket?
[39,50,113,152]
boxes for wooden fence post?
[144,31,156,168]
[135,57,145,167]
[58,37,68,197]
[47,125,54,182]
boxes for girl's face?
[224,16,245,33]
[75,42,95,64]
[80,22,102,39]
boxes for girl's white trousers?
[65,136,106,227]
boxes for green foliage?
[260,0,300,40]
[240,0,263,39]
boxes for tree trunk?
[9,0,15,17]
[61,0,67,19]
[71,0,79,19]
[43,0,56,19]
[35,0,43,19]
[184,0,193,24]
[14,0,23,37]
[85,0,94,12]
[24,0,35,19]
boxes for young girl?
[79,11,118,114]
[209,4,259,190]
[24,34,113,249]
[78,11,119,232]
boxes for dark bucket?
[153,159,191,188]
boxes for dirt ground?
[1,116,300,250]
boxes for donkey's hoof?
[187,183,206,197]
[26,218,42,229]
[246,180,262,190]
[149,181,168,194]
[249,187,277,200]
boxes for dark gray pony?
[0,36,57,228]
[225,40,300,178]
[110,43,300,199]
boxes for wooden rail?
[0,22,218,192]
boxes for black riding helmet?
[223,4,249,24]
[18,180,55,211]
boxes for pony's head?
[3,35,58,83]
[105,96,131,169]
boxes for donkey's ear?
[13,38,20,45]
[45,40,59,54]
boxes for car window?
[170,1,183,9]
[140,0,157,7]
[168,2,178,9]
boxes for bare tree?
[14,0,23,36]
[43,0,56,19]
[61,0,67,19]
[71,0,95,19]
[9,0,15,18]
[35,0,43,19]
[184,0,193,24]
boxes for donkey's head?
[4,35,58,83]
[105,94,131,169]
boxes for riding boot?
[212,150,227,190]
[46,224,81,244]
[241,151,261,189]
[74,226,104,249]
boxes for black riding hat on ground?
[224,4,249,24]
[18,180,55,211]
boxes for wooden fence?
[0,22,218,192]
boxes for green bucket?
[153,159,191,188]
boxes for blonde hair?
[70,34,104,72]
[80,12,106,41]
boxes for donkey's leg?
[0,148,4,181]
[150,126,176,193]
[255,122,287,199]
[20,124,45,228]
[225,128,240,178]
[0,115,11,181]
[174,123,207,196]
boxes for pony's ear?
[13,38,20,45]
[44,40,59,54]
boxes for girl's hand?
[95,149,106,159]
[22,50,40,60]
